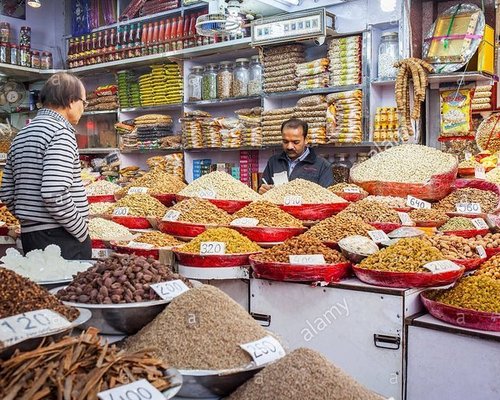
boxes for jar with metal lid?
[248,55,262,95]
[202,63,218,100]
[41,51,52,69]
[10,44,18,65]
[232,58,249,97]
[187,66,204,101]
[0,22,10,43]
[31,50,40,69]
[0,43,7,64]
[217,61,232,99]
[377,31,398,79]
[19,26,31,48]
[19,45,30,67]
[332,152,352,183]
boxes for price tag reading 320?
[200,241,226,255]
[283,195,302,206]
[406,195,431,209]
[240,336,286,367]
[456,203,482,214]
[150,279,190,300]
[97,379,164,400]
[0,309,71,347]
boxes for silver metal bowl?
[51,286,172,335]
[0,307,92,359]
[162,368,183,399]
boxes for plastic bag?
[440,89,472,136]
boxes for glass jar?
[232,58,249,97]
[31,50,40,69]
[202,63,217,100]
[217,61,232,99]
[41,51,52,69]
[0,42,7,64]
[248,55,262,95]
[19,26,31,48]
[332,152,352,183]
[377,31,398,79]
[10,44,18,65]
[19,45,30,67]
[187,66,204,101]
[0,22,10,43]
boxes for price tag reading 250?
[240,336,286,366]
[97,379,164,400]
[200,242,226,255]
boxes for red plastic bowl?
[110,242,162,259]
[442,228,490,238]
[152,193,177,206]
[173,249,261,267]
[87,194,116,203]
[352,264,465,288]
[323,241,339,250]
[485,247,500,259]
[111,216,152,229]
[175,195,250,214]
[369,222,402,233]
[231,226,306,243]
[158,220,219,239]
[421,291,500,331]
[393,207,412,213]
[332,192,367,203]
[249,255,351,283]
[451,258,484,271]
[279,202,349,221]
[91,239,107,249]
[414,219,448,228]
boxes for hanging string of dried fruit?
[394,58,434,141]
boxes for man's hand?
[258,184,274,194]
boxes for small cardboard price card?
[283,195,302,206]
[0,309,71,348]
[150,279,190,301]
[476,245,487,259]
[128,187,148,194]
[464,152,473,161]
[398,212,413,226]
[92,248,113,259]
[97,379,164,400]
[456,203,481,214]
[406,195,431,210]
[475,166,486,180]
[240,336,286,367]
[367,230,389,243]
[343,186,361,194]
[198,188,216,199]
[0,236,15,245]
[471,218,488,230]
[162,210,181,222]
[200,241,226,255]
[113,207,129,216]
[423,260,461,274]
[0,153,7,162]
[289,254,326,265]
[128,241,154,249]
[230,217,259,227]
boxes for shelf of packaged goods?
[120,147,183,154]
[79,147,118,154]
[427,71,497,89]
[183,142,399,152]
[0,64,62,81]
[184,145,277,153]
[82,110,118,116]
[263,84,363,99]
[184,95,261,107]
[68,37,252,75]
[119,103,183,113]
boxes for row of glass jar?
[188,55,262,101]
[0,42,52,69]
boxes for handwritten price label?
[289,254,326,265]
[162,210,181,222]
[475,166,486,180]
[0,236,15,245]
[471,218,488,230]
[398,212,413,226]
[97,379,164,400]
[343,187,361,194]
[0,309,71,347]
[150,279,190,301]
[127,241,154,249]
[200,241,226,255]
[0,153,7,162]
[367,230,389,243]
[240,336,286,366]
[198,188,216,199]
[113,207,129,216]
[92,248,113,259]
[476,245,487,259]
[283,195,302,206]
[128,187,148,194]
[406,195,431,210]
[423,260,461,274]
[456,203,481,214]
[230,217,259,227]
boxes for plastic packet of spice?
[440,89,472,136]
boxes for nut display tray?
[230,226,306,243]
[278,202,349,221]
[176,195,251,214]
[112,215,152,229]
[442,228,489,238]
[158,220,216,239]
[173,250,260,268]
[87,194,116,203]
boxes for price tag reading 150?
[240,336,286,367]
[97,379,164,400]
[200,242,226,255]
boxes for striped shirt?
[0,108,89,242]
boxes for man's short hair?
[40,72,84,109]
[281,118,308,138]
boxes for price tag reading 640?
[406,195,431,210]
[240,336,286,366]
[97,379,164,400]
[200,241,226,255]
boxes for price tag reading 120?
[200,242,226,255]
[0,309,71,347]
[406,195,431,209]
[456,203,482,214]
[97,379,164,400]
[240,336,286,367]
[150,279,190,301]
[283,195,302,206]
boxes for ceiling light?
[28,0,42,8]
[380,0,396,12]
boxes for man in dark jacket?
[259,118,333,194]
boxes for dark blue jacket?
[262,147,333,188]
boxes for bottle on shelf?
[176,16,184,50]
[165,18,172,51]
[232,58,249,97]
[158,20,165,53]
[135,22,142,57]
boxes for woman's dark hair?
[40,72,84,108]
[281,118,308,138]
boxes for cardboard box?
[466,24,495,75]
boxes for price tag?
[464,152,473,161]
[113,207,129,216]
[406,195,431,209]
[272,171,289,186]
[367,230,389,243]
[162,210,181,221]
[0,309,71,347]
[283,195,302,206]
[476,245,487,259]
[471,218,488,230]
[240,336,286,367]
[230,217,259,227]
[0,236,15,245]
[150,279,190,300]
[475,166,486,180]
[343,186,361,194]
[128,187,148,194]
[128,241,154,249]
[92,248,112,259]
[97,379,164,400]
[456,203,482,214]
[0,153,7,162]
[289,254,326,265]
[200,241,226,255]
[423,260,461,274]
[398,212,413,226]
[198,188,216,199]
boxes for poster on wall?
[1,0,27,20]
